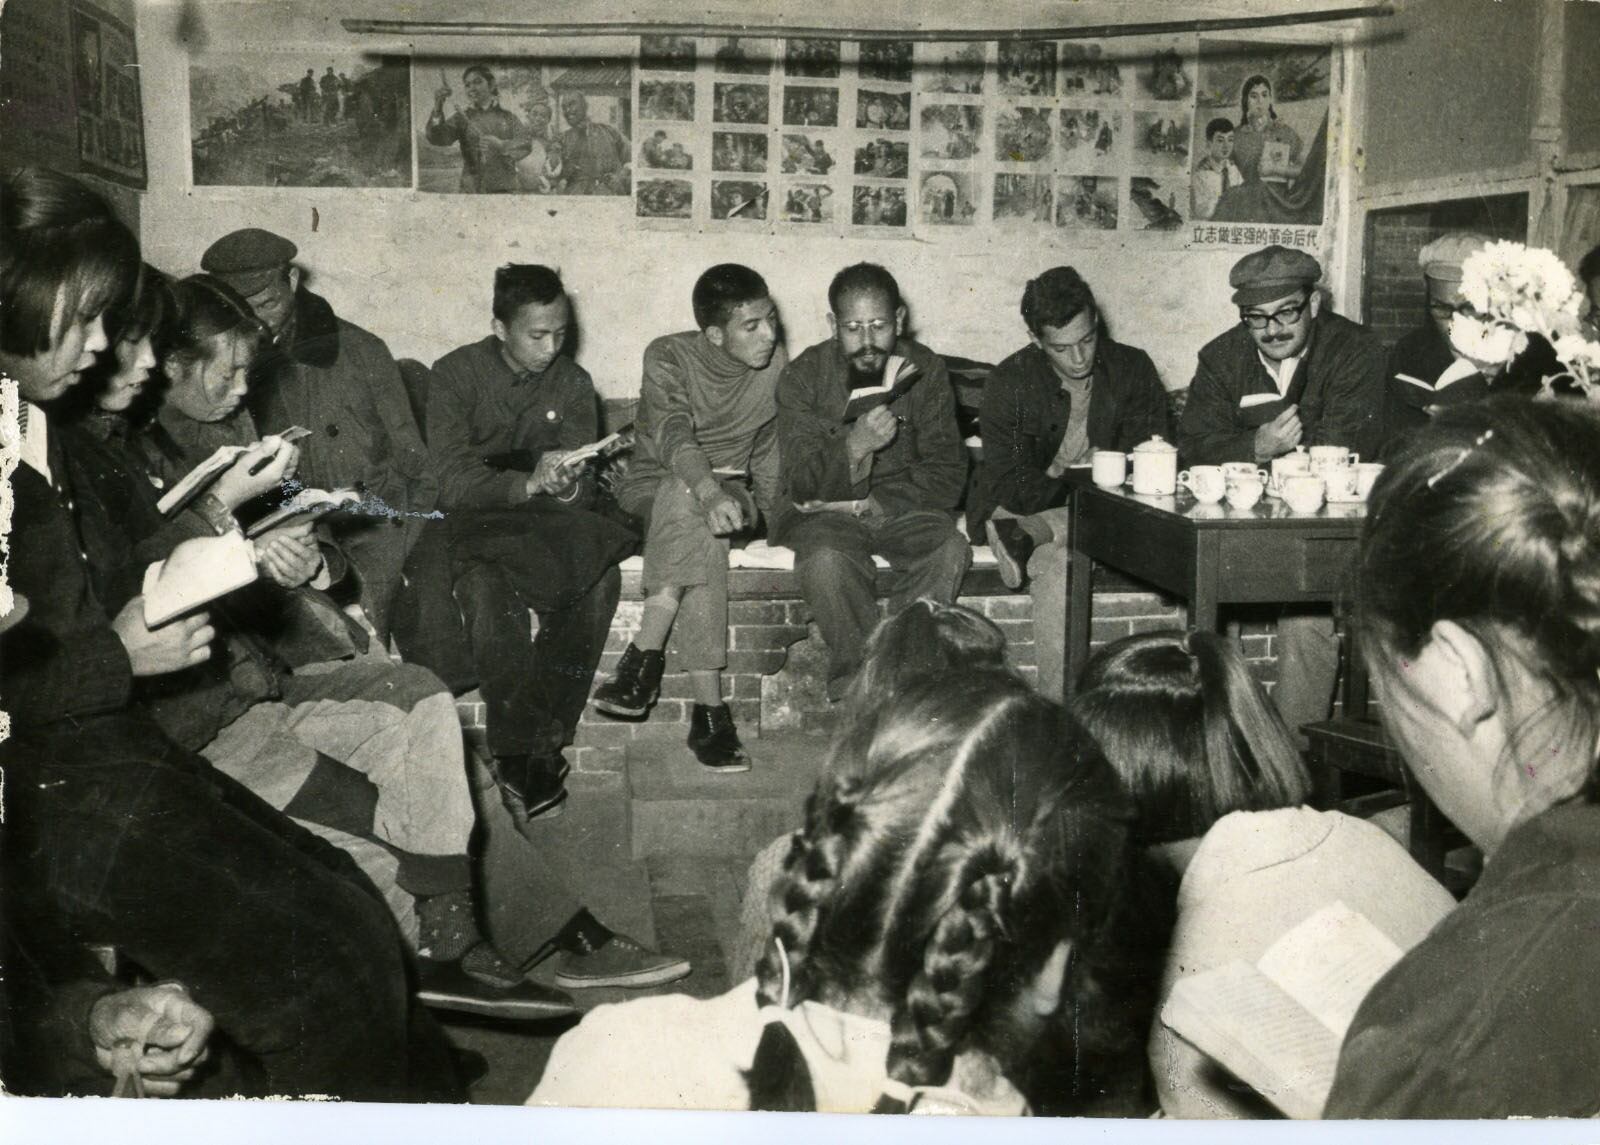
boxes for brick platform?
[453,572,1285,771]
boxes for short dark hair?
[1579,242,1600,286]
[1205,117,1235,141]
[493,264,565,323]
[462,64,497,91]
[1,166,139,357]
[1020,266,1097,337]
[108,263,174,347]
[161,273,269,367]
[828,262,900,315]
[691,263,768,329]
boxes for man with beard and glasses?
[1177,245,1386,745]
[774,263,970,702]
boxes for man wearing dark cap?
[1178,245,1386,744]
[1381,233,1558,457]
[1178,245,1386,466]
[201,227,437,645]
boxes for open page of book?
[155,445,250,514]
[245,488,361,538]
[1255,901,1404,1041]
[557,430,627,469]
[141,532,259,626]
[1161,962,1339,1121]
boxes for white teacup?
[1323,465,1359,501]
[1356,462,1385,500]
[1226,475,1264,509]
[1269,452,1311,496]
[1281,474,1326,514]
[1178,465,1225,504]
[1222,462,1269,485]
[1309,445,1358,467]
[1091,449,1128,489]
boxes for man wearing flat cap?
[1178,244,1387,744]
[201,227,437,645]
[1380,232,1558,457]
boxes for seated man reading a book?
[775,263,970,701]
[970,267,1169,697]
[593,263,785,772]
[428,264,637,817]
[200,227,438,648]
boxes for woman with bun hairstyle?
[533,670,1160,1114]
[1072,628,1453,1118]
[1324,398,1600,1117]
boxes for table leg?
[1189,531,1222,632]
[1064,495,1093,699]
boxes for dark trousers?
[1,714,459,1103]
[456,563,622,758]
[787,508,971,698]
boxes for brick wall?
[454,587,1286,774]
[1362,194,1529,349]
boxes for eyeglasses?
[839,319,894,335]
[1239,298,1309,331]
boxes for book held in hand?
[843,354,921,421]
[154,429,310,515]
[1159,901,1404,1120]
[245,487,362,538]
[141,532,259,626]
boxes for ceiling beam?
[341,6,1394,43]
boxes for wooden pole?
[341,6,1394,42]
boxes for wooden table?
[1062,469,1368,699]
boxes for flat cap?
[1230,244,1322,307]
[1418,232,1491,283]
[201,228,297,295]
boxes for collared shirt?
[13,400,51,483]
[1256,349,1304,396]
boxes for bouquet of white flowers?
[1448,240,1600,399]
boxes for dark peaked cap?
[1229,244,1322,308]
[201,228,298,296]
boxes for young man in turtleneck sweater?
[593,264,785,771]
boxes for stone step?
[626,731,830,859]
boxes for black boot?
[592,643,665,720]
[687,703,751,773]
[491,752,570,825]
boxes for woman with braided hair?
[531,670,1160,1113]
[1072,630,1454,1117]
[1321,397,1600,1117]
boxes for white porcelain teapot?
[1128,435,1179,496]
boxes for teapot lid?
[1131,435,1177,454]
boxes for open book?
[245,487,361,538]
[142,532,259,626]
[1159,902,1403,1119]
[556,428,632,470]
[154,428,311,515]
[843,354,921,421]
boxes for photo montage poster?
[1191,40,1332,248]
[189,50,411,187]
[414,58,632,195]
[628,32,1334,245]
[71,0,146,188]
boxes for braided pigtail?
[753,776,864,1009]
[885,841,1021,1088]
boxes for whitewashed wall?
[135,0,1356,398]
